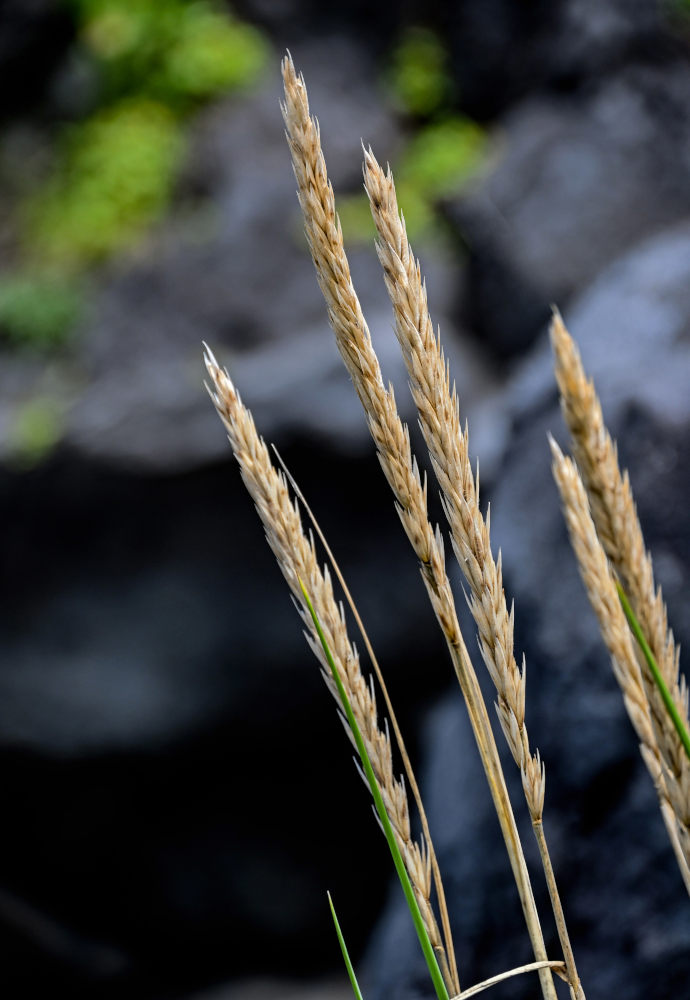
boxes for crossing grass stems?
[204,52,690,1000]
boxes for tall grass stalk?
[274,445,458,991]
[302,583,449,1000]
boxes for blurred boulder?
[445,61,690,358]
[0,437,456,994]
[0,0,74,119]
[365,222,690,999]
[232,0,404,50]
[438,0,675,120]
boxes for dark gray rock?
[233,0,404,51]
[237,0,675,120]
[364,223,690,999]
[438,0,675,120]
[0,0,74,119]
[0,440,453,994]
[446,62,690,358]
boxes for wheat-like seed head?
[362,148,545,820]
[203,344,442,951]
[280,56,483,697]
[550,438,690,880]
[550,313,690,872]
[550,312,679,678]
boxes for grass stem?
[327,892,364,1000]
[300,580,450,1000]
[618,583,690,762]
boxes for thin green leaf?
[617,582,690,762]
[328,892,364,1000]
[299,579,450,1000]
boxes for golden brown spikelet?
[361,145,584,1000]
[362,147,543,821]
[550,313,690,883]
[203,346,444,956]
[550,438,690,891]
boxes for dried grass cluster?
[204,53,689,1000]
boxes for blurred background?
[1,1,690,998]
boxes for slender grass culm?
[205,52,688,1000]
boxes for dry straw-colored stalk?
[362,150,582,1000]
[281,52,559,1000]
[280,51,457,995]
[550,312,690,888]
[203,347,447,971]
[550,439,690,892]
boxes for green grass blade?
[328,892,364,1000]
[617,582,690,762]
[299,580,450,1000]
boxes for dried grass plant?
[204,53,689,1000]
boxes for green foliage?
[0,273,82,348]
[338,27,488,244]
[385,27,451,117]
[24,99,183,268]
[3,1,268,351]
[336,194,377,243]
[399,117,487,199]
[337,185,435,245]
[70,0,268,109]
[338,115,485,245]
[8,396,65,467]
[154,4,268,102]
[24,0,269,273]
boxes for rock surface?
[446,60,690,358]
[439,0,675,119]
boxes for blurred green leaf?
[9,396,65,467]
[8,1,269,295]
[68,0,268,107]
[399,117,487,198]
[386,28,451,116]
[24,99,183,268]
[300,581,450,1000]
[0,273,82,348]
[156,6,268,101]
[336,193,377,243]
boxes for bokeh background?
[1,1,690,998]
